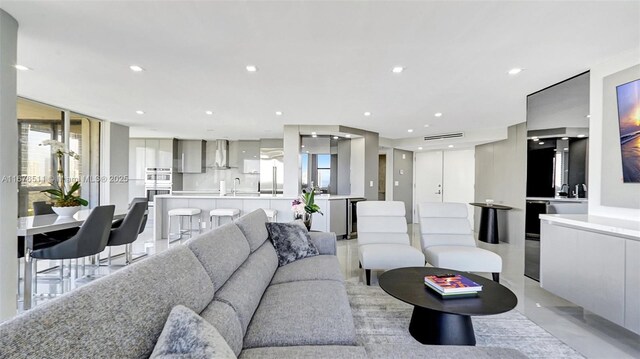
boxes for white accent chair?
[418,202,502,282]
[357,201,425,285]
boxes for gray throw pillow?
[150,305,236,359]
[266,221,319,266]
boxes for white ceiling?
[1,1,638,141]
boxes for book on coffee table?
[424,284,479,299]
[424,274,483,294]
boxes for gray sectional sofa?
[0,209,526,358]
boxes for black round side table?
[469,203,512,244]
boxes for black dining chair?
[106,201,147,266]
[111,197,148,234]
[30,205,115,293]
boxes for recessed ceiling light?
[577,134,586,138]
[448,145,454,148]
[407,129,414,133]
[586,115,591,118]
[418,147,423,150]
[345,134,351,138]
[135,110,145,115]
[424,124,430,128]
[532,137,539,141]
[275,111,283,116]
[434,113,443,117]
[561,137,569,140]
[246,65,258,72]
[14,65,31,71]
[539,141,545,145]
[205,111,213,115]
[364,112,371,117]
[333,136,339,139]
[129,65,144,72]
[301,145,305,148]
[306,150,310,153]
[508,68,523,75]
[392,66,404,73]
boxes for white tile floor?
[21,222,640,358]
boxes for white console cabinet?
[540,214,640,334]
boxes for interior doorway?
[413,149,475,226]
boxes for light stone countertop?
[156,193,363,200]
[526,197,588,203]
[539,214,640,240]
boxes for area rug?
[346,282,584,358]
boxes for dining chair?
[111,197,148,234]
[30,205,115,294]
[106,201,147,266]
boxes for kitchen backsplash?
[183,168,259,192]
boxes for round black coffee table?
[378,267,517,346]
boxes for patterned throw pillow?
[150,305,236,359]
[266,221,320,267]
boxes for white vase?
[52,206,81,218]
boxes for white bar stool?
[168,208,202,241]
[209,208,241,228]
[263,208,278,222]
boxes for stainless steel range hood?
[214,139,230,169]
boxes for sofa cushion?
[200,301,244,357]
[186,222,250,289]
[270,255,344,285]
[239,345,367,359]
[213,241,278,333]
[234,209,270,252]
[243,280,357,349]
[150,305,236,359]
[0,245,214,359]
[365,343,528,358]
[266,222,319,266]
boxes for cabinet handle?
[181,153,185,172]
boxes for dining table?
[17,207,127,310]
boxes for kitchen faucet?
[233,177,240,195]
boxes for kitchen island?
[154,193,361,240]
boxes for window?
[316,154,331,189]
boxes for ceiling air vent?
[423,132,464,141]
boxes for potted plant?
[40,140,88,217]
[291,187,323,230]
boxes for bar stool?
[168,208,202,241]
[209,208,240,228]
[263,208,278,222]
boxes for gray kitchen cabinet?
[144,139,159,169]
[157,139,174,168]
[177,140,206,173]
[239,140,260,174]
[129,139,146,180]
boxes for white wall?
[350,137,365,197]
[100,122,129,209]
[475,123,527,246]
[588,49,640,220]
[0,8,18,321]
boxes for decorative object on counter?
[484,199,494,206]
[291,187,323,230]
[219,180,227,196]
[39,140,88,217]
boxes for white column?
[0,9,19,320]
[283,125,301,197]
